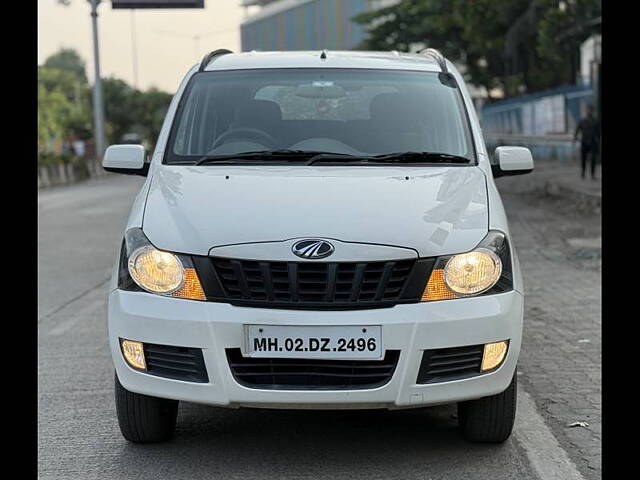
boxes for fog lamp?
[121,339,146,370]
[481,341,508,372]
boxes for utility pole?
[131,9,139,88]
[89,0,106,160]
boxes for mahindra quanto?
[103,49,534,444]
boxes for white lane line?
[46,287,107,337]
[515,386,585,480]
[38,278,110,323]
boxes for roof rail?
[199,49,233,72]
[419,48,448,75]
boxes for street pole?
[89,0,106,160]
[131,9,139,89]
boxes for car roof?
[203,50,445,73]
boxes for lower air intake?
[143,343,209,383]
[226,348,400,390]
[416,344,484,384]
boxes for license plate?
[245,325,383,359]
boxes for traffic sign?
[111,1,204,8]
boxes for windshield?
[165,68,476,165]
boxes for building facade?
[240,0,399,52]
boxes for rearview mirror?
[492,146,534,177]
[295,83,346,99]
[103,144,149,176]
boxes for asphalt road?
[38,171,597,480]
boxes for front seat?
[368,93,428,153]
[232,99,283,141]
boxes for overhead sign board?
[112,0,204,8]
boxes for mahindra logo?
[292,239,334,259]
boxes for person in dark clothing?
[574,105,600,180]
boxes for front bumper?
[109,289,523,409]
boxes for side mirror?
[103,144,149,176]
[491,146,534,177]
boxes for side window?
[173,83,219,155]
[173,91,197,154]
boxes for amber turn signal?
[421,269,459,301]
[170,267,207,301]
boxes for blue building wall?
[481,84,595,161]
[241,0,371,51]
[481,84,594,136]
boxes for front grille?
[143,343,209,383]
[226,348,400,390]
[416,344,484,384]
[210,258,416,308]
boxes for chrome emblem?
[292,239,334,259]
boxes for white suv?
[104,49,533,444]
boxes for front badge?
[292,239,334,259]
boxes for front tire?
[457,371,517,443]
[114,372,179,443]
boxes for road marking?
[515,386,585,480]
[45,284,108,336]
[38,277,110,323]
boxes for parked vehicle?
[104,49,533,444]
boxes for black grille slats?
[143,343,209,383]
[416,344,484,384]
[211,258,415,308]
[226,348,400,390]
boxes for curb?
[38,159,107,189]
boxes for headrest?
[370,93,422,130]
[234,99,282,127]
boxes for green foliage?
[38,47,173,156]
[38,65,93,142]
[135,88,173,146]
[101,78,172,147]
[43,48,88,83]
[38,83,74,149]
[354,0,601,97]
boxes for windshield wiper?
[196,150,333,165]
[371,151,471,163]
[196,150,471,166]
[306,151,471,166]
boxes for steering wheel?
[210,127,278,150]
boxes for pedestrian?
[72,138,86,159]
[573,104,600,180]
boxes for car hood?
[142,165,489,258]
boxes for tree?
[38,83,74,151]
[354,0,601,97]
[101,78,173,147]
[40,45,173,150]
[38,64,93,142]
[43,48,88,83]
[136,88,173,145]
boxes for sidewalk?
[530,159,601,213]
[496,166,601,479]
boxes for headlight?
[117,228,206,300]
[422,231,512,302]
[443,248,502,295]
[128,246,185,294]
